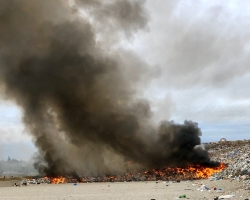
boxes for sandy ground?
[0,178,22,187]
[0,180,249,200]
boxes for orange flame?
[43,163,226,183]
[189,163,226,179]
[151,163,226,179]
[50,176,66,184]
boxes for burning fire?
[44,163,226,183]
[150,163,226,180]
[51,176,66,184]
[44,176,66,184]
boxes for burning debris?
[0,0,220,177]
[41,163,226,184]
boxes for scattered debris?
[179,194,186,198]
[218,194,236,199]
[197,184,210,191]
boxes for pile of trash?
[12,177,52,186]
[207,140,250,177]
[207,140,250,189]
[11,140,250,188]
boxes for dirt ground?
[0,179,249,200]
[0,177,22,187]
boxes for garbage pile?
[12,177,54,186]
[11,140,250,188]
[207,140,250,188]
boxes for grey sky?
[0,0,249,160]
[133,0,250,140]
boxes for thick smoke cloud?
[0,0,218,176]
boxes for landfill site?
[0,0,249,199]
[0,139,249,200]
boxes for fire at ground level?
[39,163,226,184]
[14,140,250,185]
[45,139,250,184]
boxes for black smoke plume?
[0,0,219,176]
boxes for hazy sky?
[0,0,249,160]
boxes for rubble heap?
[207,140,250,185]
